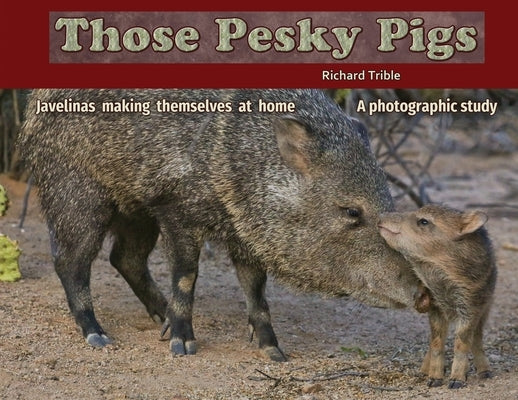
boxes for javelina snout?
[18,89,418,361]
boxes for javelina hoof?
[161,318,197,356]
[170,338,197,356]
[427,378,443,387]
[86,333,113,347]
[160,318,171,338]
[478,370,492,379]
[448,379,467,389]
[263,345,287,362]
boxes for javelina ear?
[459,211,488,236]
[274,117,312,176]
[350,117,371,150]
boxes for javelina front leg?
[448,320,476,389]
[422,307,448,387]
[109,213,168,323]
[235,262,286,362]
[159,229,200,356]
[49,210,113,347]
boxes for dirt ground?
[1,111,518,399]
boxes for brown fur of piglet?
[379,204,497,389]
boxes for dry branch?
[337,89,450,206]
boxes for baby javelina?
[378,204,497,389]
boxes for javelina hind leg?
[235,262,286,362]
[109,213,168,323]
[472,309,491,379]
[159,226,200,356]
[422,306,448,387]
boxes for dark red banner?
[1,2,515,88]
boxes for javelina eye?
[345,208,361,218]
[417,218,429,226]
[336,204,362,220]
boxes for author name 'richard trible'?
[322,69,400,81]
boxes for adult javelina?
[19,89,417,361]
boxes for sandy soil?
[1,113,518,399]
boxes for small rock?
[296,395,318,400]
[302,383,323,394]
